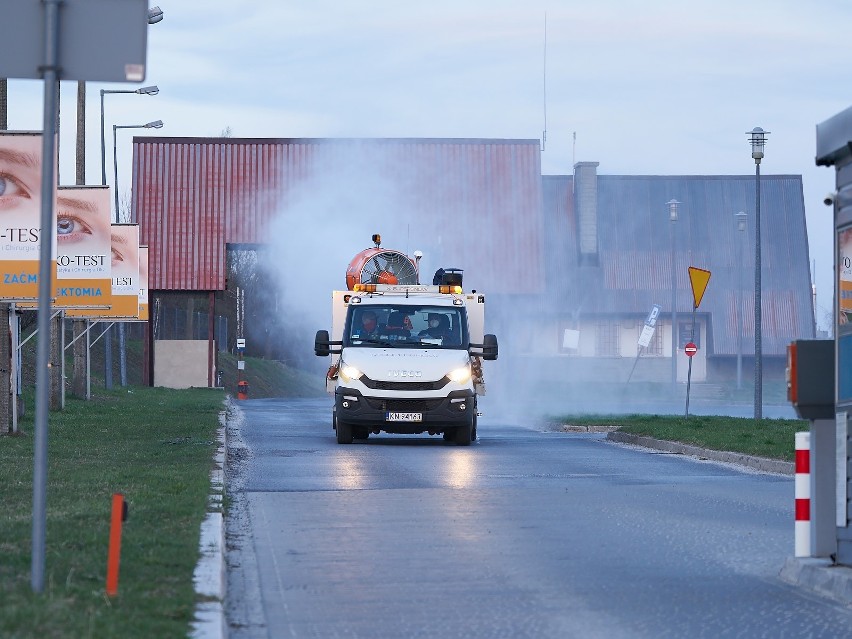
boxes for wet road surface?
[225,398,852,638]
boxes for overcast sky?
[6,0,852,330]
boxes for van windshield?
[345,304,467,348]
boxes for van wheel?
[453,421,472,446]
[336,419,353,444]
[471,413,478,441]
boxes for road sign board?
[685,342,698,357]
[637,325,656,348]
[0,0,148,82]
[644,304,662,328]
[688,267,711,308]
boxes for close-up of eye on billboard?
[54,185,111,308]
[108,223,140,319]
[0,131,56,300]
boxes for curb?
[190,401,229,639]
[605,430,794,475]
[780,557,852,606]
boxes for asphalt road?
[225,398,852,638]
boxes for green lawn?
[0,386,224,639]
[552,413,807,461]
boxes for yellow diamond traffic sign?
[688,267,711,308]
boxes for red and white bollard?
[795,431,811,557]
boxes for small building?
[527,162,816,385]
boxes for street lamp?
[113,119,162,389]
[148,6,164,24]
[99,86,158,392]
[736,211,747,390]
[668,199,680,390]
[746,126,769,419]
[113,120,163,220]
[747,127,769,419]
[99,86,159,216]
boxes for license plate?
[386,412,423,422]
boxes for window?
[595,320,620,356]
[345,304,467,349]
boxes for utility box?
[787,340,835,420]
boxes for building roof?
[543,173,815,356]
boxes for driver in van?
[353,310,379,338]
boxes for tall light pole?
[747,127,769,420]
[100,86,158,209]
[114,120,163,388]
[113,120,163,220]
[99,85,158,390]
[668,199,680,390]
[736,211,747,390]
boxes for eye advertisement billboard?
[54,185,111,308]
[138,246,148,321]
[107,223,140,318]
[0,131,56,300]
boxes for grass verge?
[0,385,224,638]
[552,413,807,462]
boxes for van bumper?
[334,387,475,433]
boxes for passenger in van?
[419,314,451,340]
[385,311,411,337]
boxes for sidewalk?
[606,430,852,607]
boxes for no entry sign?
[685,342,698,357]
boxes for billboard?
[138,246,148,321]
[840,226,852,325]
[55,185,111,308]
[108,224,140,318]
[0,131,56,300]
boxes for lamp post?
[747,127,769,420]
[668,199,680,390]
[99,86,158,391]
[736,211,747,390]
[100,86,158,211]
[113,120,163,388]
[113,120,163,220]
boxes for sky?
[5,0,852,332]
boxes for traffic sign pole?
[685,305,699,417]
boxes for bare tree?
[118,189,134,223]
[0,78,7,130]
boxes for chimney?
[573,161,600,266]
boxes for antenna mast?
[572,131,576,166]
[541,12,547,152]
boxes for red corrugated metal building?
[131,137,545,294]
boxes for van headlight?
[339,362,363,382]
[447,364,471,384]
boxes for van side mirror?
[482,334,498,361]
[469,334,498,360]
[315,330,343,356]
